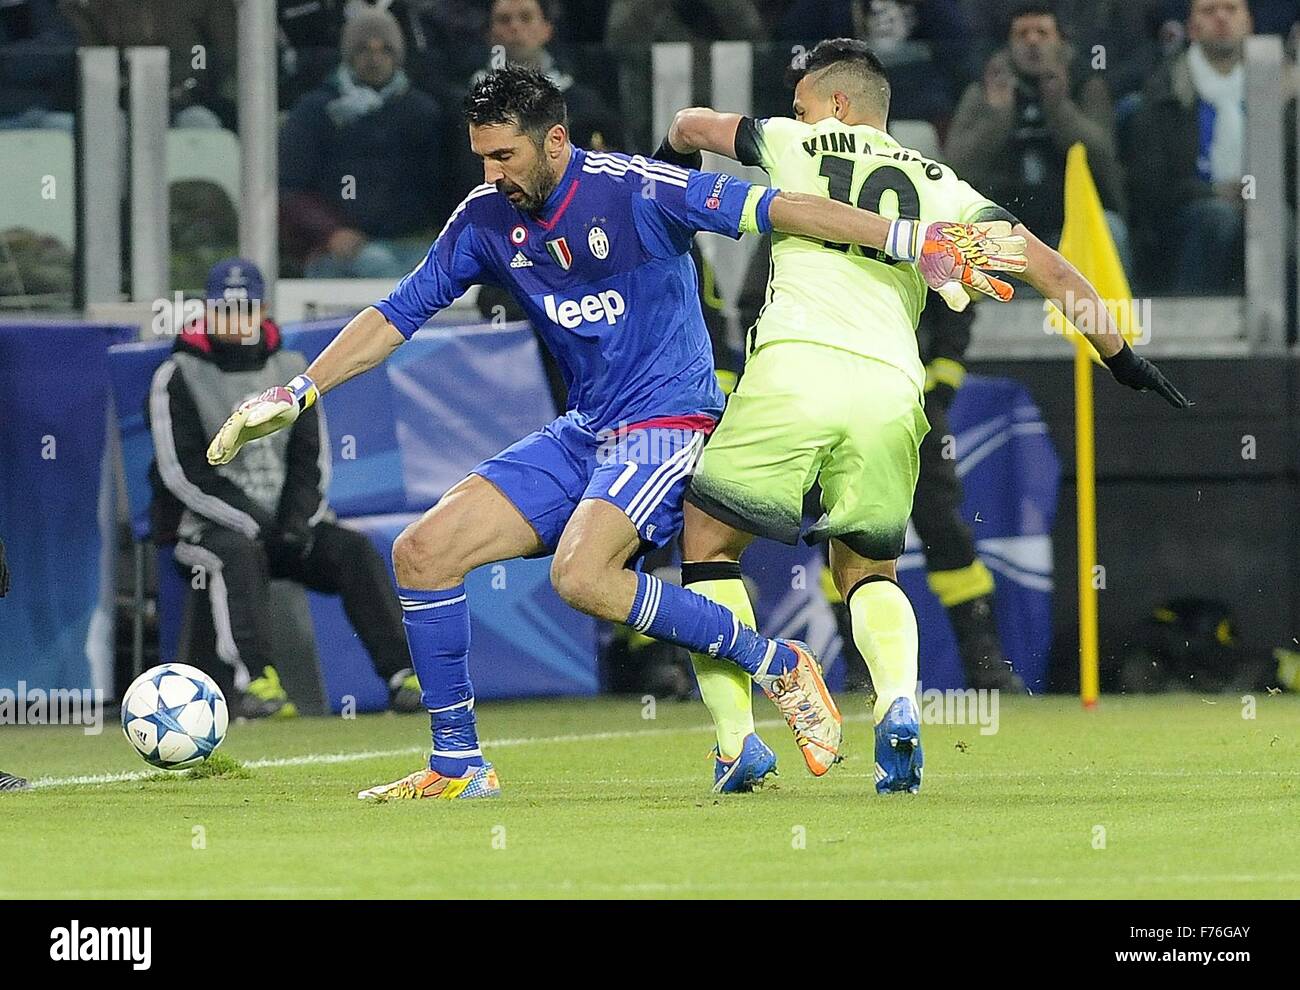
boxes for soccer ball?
[120,663,229,770]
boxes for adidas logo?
[510,251,532,268]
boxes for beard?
[496,153,559,213]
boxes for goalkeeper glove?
[206,374,318,466]
[1102,343,1191,408]
[887,219,1028,312]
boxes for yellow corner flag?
[1047,144,1142,354]
[1052,143,1133,709]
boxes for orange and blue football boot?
[874,697,923,794]
[712,733,777,793]
[754,640,843,776]
[357,763,501,801]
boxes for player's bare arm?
[206,306,405,465]
[667,107,745,160]
[766,193,1028,309]
[1016,224,1191,408]
[305,305,405,392]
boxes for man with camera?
[946,2,1128,261]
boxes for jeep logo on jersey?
[543,290,626,329]
[588,226,609,260]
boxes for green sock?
[847,577,919,724]
[681,569,756,759]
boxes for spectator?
[776,1,974,121]
[471,0,623,150]
[1158,0,1298,38]
[963,3,1165,100]
[58,0,236,129]
[946,2,1128,261]
[353,0,492,93]
[278,0,348,107]
[1128,0,1252,294]
[146,259,422,718]
[0,0,77,131]
[279,9,451,278]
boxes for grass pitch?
[2,694,1297,899]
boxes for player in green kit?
[659,38,1189,793]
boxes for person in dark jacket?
[470,0,623,151]
[946,2,1128,261]
[279,9,452,277]
[147,259,421,717]
[1128,0,1253,293]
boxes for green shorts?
[688,342,929,560]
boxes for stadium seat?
[166,128,241,209]
[0,130,76,245]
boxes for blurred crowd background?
[0,0,1295,304]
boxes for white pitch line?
[26,716,857,791]
[25,711,1296,790]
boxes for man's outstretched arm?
[1015,224,1190,407]
[306,306,405,393]
[763,191,1028,310]
[206,307,404,466]
[207,187,493,466]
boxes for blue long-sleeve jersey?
[375,147,776,432]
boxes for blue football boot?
[874,697,923,794]
[712,733,778,793]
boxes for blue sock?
[626,572,797,676]
[398,585,482,777]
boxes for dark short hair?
[1008,2,1057,25]
[491,0,556,20]
[786,38,891,111]
[464,65,568,143]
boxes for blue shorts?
[472,413,711,555]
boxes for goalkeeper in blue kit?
[204,66,1025,798]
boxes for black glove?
[1103,343,1192,408]
[0,537,9,598]
[652,136,702,172]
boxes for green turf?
[1,693,1297,898]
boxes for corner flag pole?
[1074,338,1100,708]
[1055,143,1131,709]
